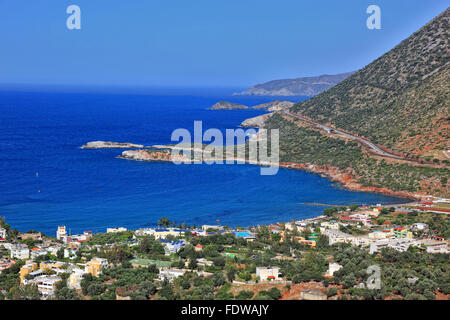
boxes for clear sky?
[0,0,448,88]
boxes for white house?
[106,227,127,233]
[158,268,186,282]
[0,227,6,239]
[56,226,66,241]
[29,275,62,297]
[10,244,30,259]
[256,266,280,281]
[159,239,186,254]
[412,223,428,231]
[68,267,86,289]
[325,262,342,277]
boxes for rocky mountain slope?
[262,9,450,197]
[290,8,449,161]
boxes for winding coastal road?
[283,109,404,159]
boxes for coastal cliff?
[280,162,419,199]
[240,113,273,128]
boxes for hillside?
[235,72,354,96]
[261,8,450,197]
[265,113,449,197]
[290,8,449,161]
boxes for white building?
[29,275,62,297]
[323,229,371,247]
[158,268,186,282]
[0,227,6,239]
[369,238,417,254]
[68,267,86,289]
[136,228,189,239]
[107,227,127,233]
[325,262,342,277]
[30,248,48,259]
[320,221,340,231]
[196,258,214,267]
[10,244,30,259]
[256,267,280,281]
[412,223,428,231]
[368,231,389,240]
[56,226,66,241]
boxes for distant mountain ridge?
[235,72,355,96]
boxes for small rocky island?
[81,141,145,149]
[208,101,249,110]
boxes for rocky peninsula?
[240,113,274,128]
[81,141,145,149]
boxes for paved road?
[283,110,404,159]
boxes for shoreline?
[278,162,419,201]
[117,148,419,202]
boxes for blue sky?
[0,0,448,88]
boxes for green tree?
[267,287,281,300]
[158,217,171,227]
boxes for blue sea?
[0,89,409,236]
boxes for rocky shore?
[280,162,419,200]
[118,147,418,199]
[240,113,273,127]
[81,141,145,149]
[119,149,174,161]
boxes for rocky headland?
[240,113,274,128]
[251,101,294,111]
[81,141,145,149]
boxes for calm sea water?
[0,89,408,235]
